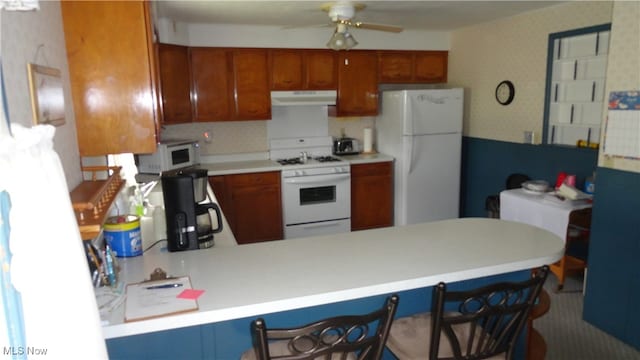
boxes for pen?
[145,283,183,290]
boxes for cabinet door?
[304,50,338,90]
[335,51,378,116]
[227,172,283,244]
[378,51,413,83]
[61,1,158,156]
[270,50,304,90]
[351,162,393,231]
[414,51,448,83]
[231,49,271,120]
[190,48,233,122]
[208,176,232,229]
[158,44,192,124]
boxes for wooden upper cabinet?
[232,49,271,120]
[269,49,337,90]
[305,50,338,89]
[378,50,448,83]
[61,0,158,156]
[190,48,232,122]
[414,51,448,82]
[333,51,378,117]
[269,50,304,90]
[158,44,192,124]
[378,52,414,82]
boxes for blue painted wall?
[460,136,639,350]
[583,167,640,349]
[460,137,598,218]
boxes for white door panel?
[399,133,461,225]
[403,89,463,136]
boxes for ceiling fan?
[321,1,403,50]
[322,1,404,33]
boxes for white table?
[500,188,592,241]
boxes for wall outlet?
[203,130,212,143]
[524,131,535,144]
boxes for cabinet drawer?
[227,171,280,186]
[351,162,392,177]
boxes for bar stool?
[240,295,399,360]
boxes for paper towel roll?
[363,128,373,153]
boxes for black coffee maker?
[161,168,223,252]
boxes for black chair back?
[251,295,399,360]
[430,267,548,360]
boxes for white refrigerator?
[376,89,464,225]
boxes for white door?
[398,133,461,225]
[403,89,463,136]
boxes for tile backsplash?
[163,116,376,156]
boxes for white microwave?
[136,140,200,174]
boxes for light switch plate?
[524,131,535,144]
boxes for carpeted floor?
[534,273,640,360]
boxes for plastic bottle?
[153,205,167,242]
[584,172,595,194]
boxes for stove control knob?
[296,170,304,176]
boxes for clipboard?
[124,276,199,322]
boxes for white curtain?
[0,124,107,359]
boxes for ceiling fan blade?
[282,23,332,30]
[351,21,403,33]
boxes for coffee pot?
[161,168,223,252]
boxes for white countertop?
[199,153,394,176]
[337,152,394,164]
[101,218,563,339]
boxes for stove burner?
[314,156,341,162]
[277,158,304,165]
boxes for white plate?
[522,187,547,195]
[522,180,549,192]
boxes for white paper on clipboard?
[124,276,198,322]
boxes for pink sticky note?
[177,289,205,300]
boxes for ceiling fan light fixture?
[326,26,357,51]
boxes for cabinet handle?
[595,32,600,55]
[573,60,577,80]
[554,84,558,102]
[551,125,556,143]
[587,128,592,144]
[591,81,596,102]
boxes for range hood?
[271,90,337,106]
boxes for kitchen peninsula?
[105,217,563,359]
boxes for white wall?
[1,1,82,189]
[448,1,613,144]
[598,1,640,174]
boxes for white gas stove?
[270,136,351,239]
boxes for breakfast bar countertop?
[101,218,563,340]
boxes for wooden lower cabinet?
[209,172,283,244]
[351,162,393,231]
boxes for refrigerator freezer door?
[403,89,463,136]
[396,133,461,225]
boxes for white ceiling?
[155,1,566,32]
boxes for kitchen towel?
[363,127,373,153]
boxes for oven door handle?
[299,221,346,230]
[283,174,351,185]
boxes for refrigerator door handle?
[407,135,415,175]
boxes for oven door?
[282,173,351,225]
